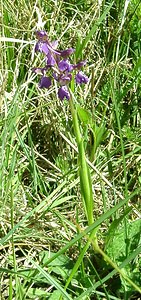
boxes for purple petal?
[39,76,52,89]
[41,43,49,55]
[46,52,56,66]
[59,48,75,58]
[59,73,72,85]
[35,41,49,55]
[51,40,58,49]
[58,86,70,100]
[53,72,59,81]
[75,71,89,84]
[58,59,73,72]
[35,32,61,57]
[73,60,87,69]
[35,41,41,52]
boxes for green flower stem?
[63,229,96,292]
[69,96,97,232]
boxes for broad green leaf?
[77,105,92,124]
[91,124,106,152]
[49,290,62,300]
[89,123,106,160]
[40,251,71,267]
[105,219,141,262]
[105,207,132,247]
[49,266,69,280]
[29,259,73,300]
[76,245,141,299]
[120,264,141,292]
[26,287,50,299]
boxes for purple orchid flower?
[33,30,89,100]
[75,71,89,84]
[45,51,56,66]
[58,86,70,100]
[73,60,87,69]
[35,30,48,41]
[58,59,73,72]
[59,73,72,85]
[53,72,72,85]
[35,41,49,55]
[59,48,75,58]
[39,76,52,89]
[35,30,74,63]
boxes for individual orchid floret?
[53,72,72,85]
[58,59,73,72]
[59,48,75,58]
[35,30,74,58]
[75,71,89,84]
[35,31,58,51]
[39,76,52,89]
[58,86,70,100]
[35,30,60,66]
[59,73,72,85]
[73,60,87,69]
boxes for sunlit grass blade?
[75,1,113,59]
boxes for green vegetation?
[0,0,141,299]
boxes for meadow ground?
[0,0,141,299]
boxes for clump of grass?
[0,0,141,299]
